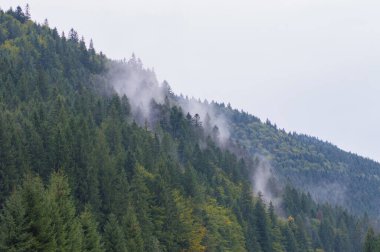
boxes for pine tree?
[25,4,31,20]
[122,205,144,252]
[48,171,82,251]
[0,175,56,251]
[364,228,380,252]
[254,198,271,252]
[130,164,154,246]
[80,207,104,252]
[0,187,34,251]
[283,224,297,252]
[103,214,127,252]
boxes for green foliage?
[202,199,246,251]
[0,175,56,251]
[48,171,82,251]
[121,206,144,252]
[0,6,371,252]
[363,228,380,252]
[224,101,380,219]
[103,214,127,252]
[80,208,104,252]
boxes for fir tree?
[103,214,127,252]
[80,207,104,252]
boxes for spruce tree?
[48,171,82,251]
[103,213,127,252]
[0,175,56,251]
[122,205,144,252]
[80,207,104,252]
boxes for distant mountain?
[0,5,375,251]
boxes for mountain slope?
[169,85,380,220]
[202,102,380,218]
[0,6,371,252]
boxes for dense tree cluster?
[0,6,372,251]
[206,98,380,219]
[363,228,380,252]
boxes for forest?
[0,6,378,251]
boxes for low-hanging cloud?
[252,155,282,209]
[108,55,167,124]
[305,182,347,207]
[178,97,230,145]
[107,56,231,147]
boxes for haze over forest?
[2,3,380,252]
[3,0,380,162]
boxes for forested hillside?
[193,101,380,219]
[0,6,373,251]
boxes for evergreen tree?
[48,171,82,251]
[254,198,271,252]
[103,214,127,252]
[0,175,56,251]
[364,228,380,252]
[0,187,35,252]
[122,206,144,252]
[80,207,104,252]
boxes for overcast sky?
[2,0,380,162]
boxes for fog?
[251,156,282,207]
[178,97,230,145]
[2,0,380,162]
[108,56,166,122]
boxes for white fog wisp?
[108,56,167,124]
[178,97,231,146]
[252,156,282,209]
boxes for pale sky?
[2,0,380,162]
